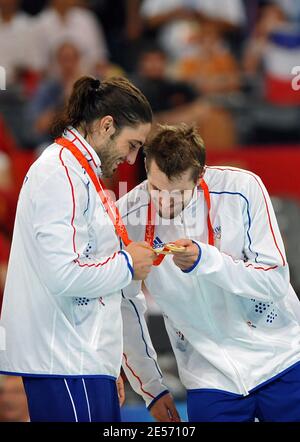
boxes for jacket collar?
[64,127,102,173]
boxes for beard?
[98,137,123,178]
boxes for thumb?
[174,238,193,247]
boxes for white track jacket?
[117,167,300,402]
[0,128,169,400]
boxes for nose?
[126,150,139,165]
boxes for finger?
[171,247,196,258]
[119,390,125,407]
[119,383,125,406]
[173,239,193,247]
[116,378,125,407]
[166,403,181,422]
[152,406,173,422]
[175,243,197,254]
[118,387,125,406]
[186,244,198,254]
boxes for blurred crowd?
[0,0,299,149]
[1,0,300,419]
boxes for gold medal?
[165,243,186,253]
[152,243,186,254]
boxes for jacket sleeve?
[32,157,133,298]
[121,281,169,408]
[187,174,289,303]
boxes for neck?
[76,126,101,154]
[76,126,90,144]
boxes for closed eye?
[129,142,139,151]
[129,140,143,151]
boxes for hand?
[125,242,156,280]
[116,375,125,407]
[150,393,181,422]
[172,239,200,272]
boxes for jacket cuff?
[181,241,202,274]
[147,389,170,410]
[119,250,134,279]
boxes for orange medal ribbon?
[56,137,132,247]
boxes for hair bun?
[90,78,101,90]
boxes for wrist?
[181,241,202,274]
[147,390,170,411]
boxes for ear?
[97,115,116,137]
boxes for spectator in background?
[140,0,199,61]
[242,2,300,143]
[89,0,144,72]
[131,44,237,152]
[0,151,16,239]
[244,3,300,105]
[26,41,83,149]
[193,0,246,57]
[0,0,39,148]
[95,61,125,82]
[131,44,198,114]
[175,22,241,97]
[192,0,245,30]
[243,3,286,78]
[0,151,12,192]
[129,43,200,183]
[0,152,14,311]
[0,232,8,293]
[0,376,29,422]
[33,0,108,73]
[0,231,10,312]
[0,0,39,84]
[140,0,245,61]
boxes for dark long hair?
[51,76,152,138]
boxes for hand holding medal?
[169,239,200,272]
[152,242,187,255]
